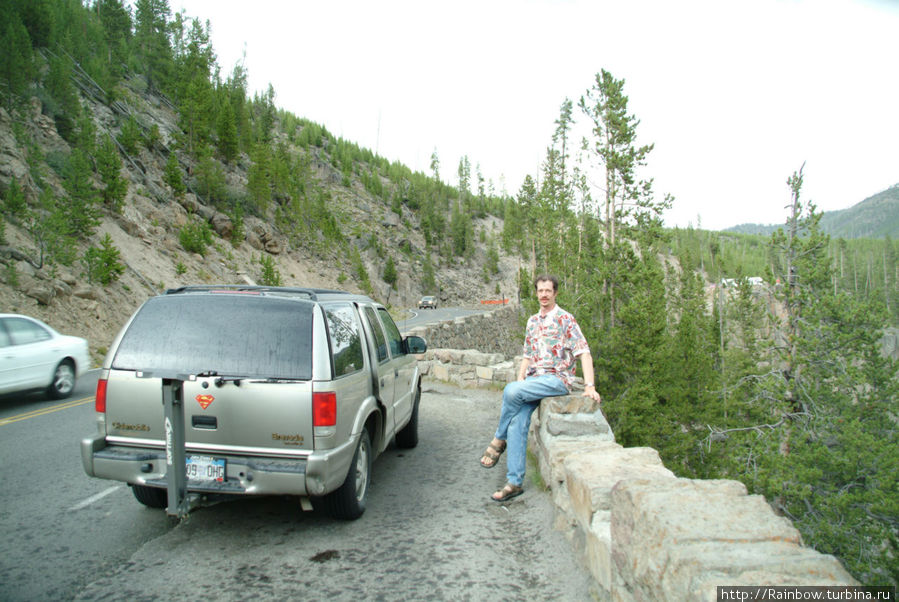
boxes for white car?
[0,314,90,399]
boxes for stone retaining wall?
[416,348,518,389]
[528,394,859,600]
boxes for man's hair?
[534,274,559,292]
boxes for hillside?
[0,76,519,363]
[818,184,899,239]
[726,183,899,238]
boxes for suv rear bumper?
[81,433,357,497]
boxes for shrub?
[179,219,213,256]
[229,205,245,247]
[2,177,27,217]
[44,151,70,179]
[164,153,185,198]
[258,254,282,286]
[118,115,141,155]
[82,233,125,285]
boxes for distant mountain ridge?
[725,183,899,239]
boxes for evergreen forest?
[0,0,896,587]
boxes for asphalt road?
[0,372,595,601]
[395,306,495,332]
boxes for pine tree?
[248,143,272,213]
[96,134,128,211]
[2,177,27,217]
[429,149,440,182]
[579,70,670,326]
[163,152,185,198]
[82,233,125,285]
[64,148,101,236]
[383,255,397,289]
[45,55,81,141]
[173,17,216,155]
[95,0,132,81]
[118,114,141,155]
[216,99,239,163]
[421,251,436,292]
[0,14,34,111]
[708,167,899,585]
[133,0,173,92]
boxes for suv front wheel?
[320,428,371,520]
[395,387,420,449]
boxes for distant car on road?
[0,314,90,399]
[418,296,437,309]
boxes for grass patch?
[527,449,548,491]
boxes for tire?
[131,484,167,509]
[395,387,420,449]
[321,428,371,520]
[47,359,76,399]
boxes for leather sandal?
[491,483,523,502]
[479,441,506,468]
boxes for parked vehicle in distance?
[0,314,89,399]
[418,295,437,309]
[81,285,427,520]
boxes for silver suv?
[81,286,426,519]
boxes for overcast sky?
[173,0,898,231]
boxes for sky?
[173,0,899,231]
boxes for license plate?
[186,455,226,482]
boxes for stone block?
[673,542,858,600]
[546,411,613,438]
[462,350,503,365]
[609,478,848,600]
[586,510,613,590]
[541,394,602,415]
[475,366,494,381]
[565,447,674,530]
[537,438,621,489]
[432,363,449,381]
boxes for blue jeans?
[494,374,569,487]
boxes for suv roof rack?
[163,285,351,301]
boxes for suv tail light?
[313,391,336,427]
[95,378,108,413]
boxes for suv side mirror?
[404,335,427,355]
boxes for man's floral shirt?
[522,305,590,389]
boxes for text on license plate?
[186,455,225,482]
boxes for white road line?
[70,485,122,511]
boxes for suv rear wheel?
[321,428,371,520]
[131,484,167,508]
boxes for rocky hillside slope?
[0,79,520,364]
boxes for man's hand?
[582,385,601,402]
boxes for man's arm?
[578,352,601,402]
[518,357,530,381]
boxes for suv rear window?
[324,303,364,377]
[111,294,314,380]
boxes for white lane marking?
[70,485,122,511]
